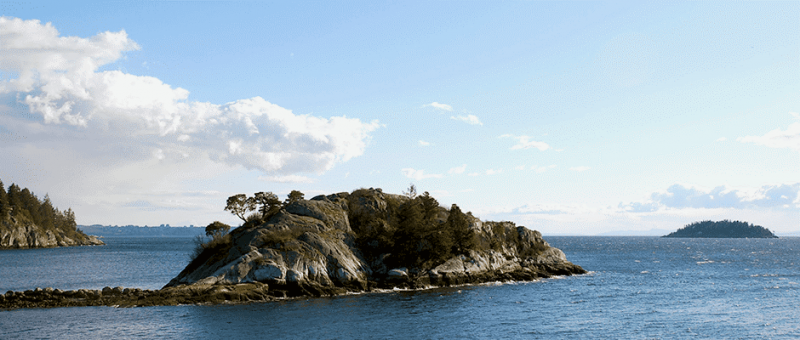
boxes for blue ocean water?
[1,236,798,339]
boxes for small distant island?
[0,178,103,249]
[663,220,778,238]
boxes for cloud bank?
[620,183,800,212]
[739,122,800,152]
[0,17,380,175]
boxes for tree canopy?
[205,221,231,237]
[0,178,83,239]
[664,220,777,238]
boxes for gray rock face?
[167,188,585,296]
[0,218,104,249]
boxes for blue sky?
[1,1,798,235]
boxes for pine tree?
[447,204,476,254]
[0,180,9,219]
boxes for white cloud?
[500,134,550,151]
[485,168,503,175]
[570,166,590,172]
[0,17,380,175]
[257,175,315,183]
[514,165,525,171]
[532,164,556,173]
[715,137,727,142]
[738,122,800,151]
[422,102,453,111]
[418,140,431,147]
[448,164,467,174]
[790,112,799,119]
[401,168,443,180]
[450,114,482,126]
[619,183,800,212]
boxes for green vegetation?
[188,232,234,271]
[204,186,541,273]
[224,190,301,228]
[0,178,88,242]
[664,220,778,238]
[204,221,231,237]
[258,228,304,251]
[349,185,480,270]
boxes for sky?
[0,1,798,235]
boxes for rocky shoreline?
[1,220,104,249]
[1,188,587,310]
[0,261,584,310]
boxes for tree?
[6,183,21,215]
[0,179,8,219]
[225,194,255,222]
[402,183,417,199]
[392,198,424,267]
[418,191,439,221]
[285,190,305,205]
[253,192,281,219]
[446,204,476,254]
[205,221,231,237]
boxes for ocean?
[1,236,798,339]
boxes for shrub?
[188,233,234,266]
[258,228,304,251]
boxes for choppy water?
[1,236,798,339]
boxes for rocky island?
[663,220,778,238]
[1,187,585,309]
[0,179,103,249]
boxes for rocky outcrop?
[0,283,276,309]
[166,188,585,298]
[0,188,586,310]
[0,217,104,249]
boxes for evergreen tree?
[225,194,255,222]
[285,190,305,205]
[0,180,9,219]
[392,198,424,267]
[447,204,476,254]
[6,183,21,213]
[205,221,231,237]
[254,191,282,219]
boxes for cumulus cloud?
[401,168,443,180]
[450,114,482,126]
[422,102,453,111]
[418,140,431,147]
[738,122,800,152]
[0,17,380,175]
[715,137,727,142]
[448,164,467,174]
[500,134,550,151]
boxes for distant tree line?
[665,220,777,238]
[0,178,85,240]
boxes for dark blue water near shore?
[1,236,798,339]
